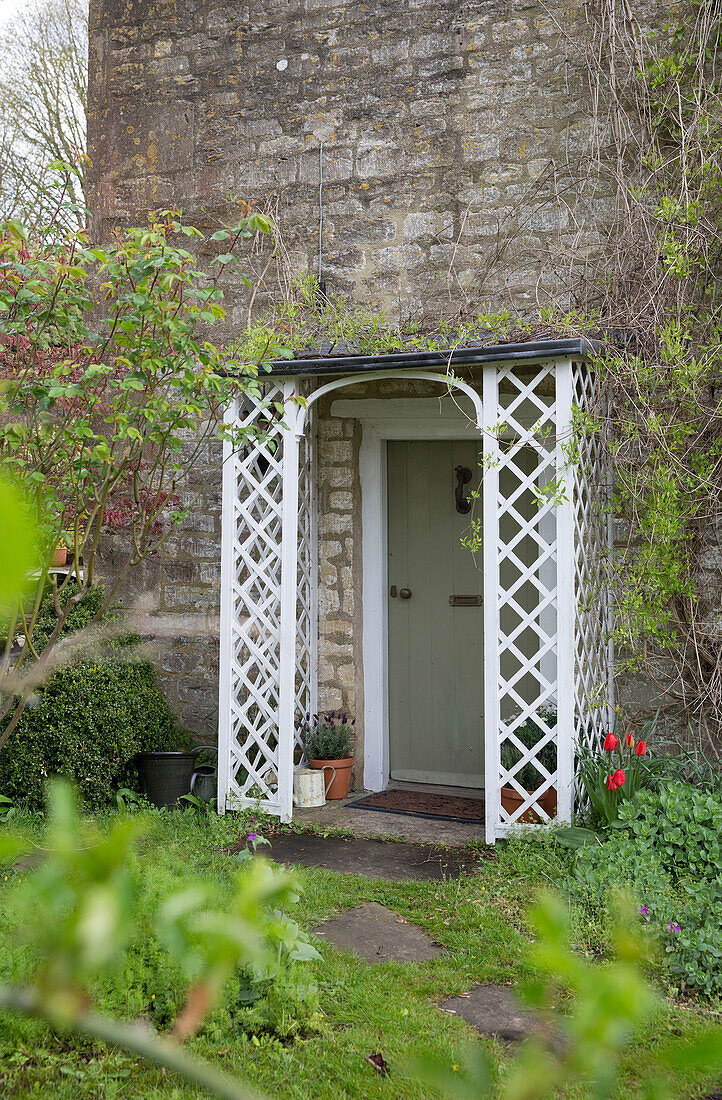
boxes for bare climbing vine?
[564,0,722,754]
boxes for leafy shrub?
[0,586,184,809]
[567,782,722,998]
[617,783,722,880]
[501,708,556,790]
[300,711,354,760]
[29,582,116,652]
[571,829,679,929]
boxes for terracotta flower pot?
[309,756,354,800]
[51,546,68,567]
[500,785,557,825]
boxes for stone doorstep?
[312,902,445,965]
[292,791,488,848]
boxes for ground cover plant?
[0,788,323,1099]
[568,780,722,1001]
[1,804,719,1100]
[566,716,722,1001]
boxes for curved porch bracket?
[293,369,484,437]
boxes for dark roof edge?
[265,337,601,377]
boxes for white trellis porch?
[217,342,611,844]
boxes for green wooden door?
[387,440,484,788]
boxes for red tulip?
[613,768,625,787]
[603,733,618,751]
[635,740,646,756]
[606,775,617,790]
[626,732,635,748]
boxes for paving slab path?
[259,831,480,882]
[313,902,445,965]
[241,829,536,1045]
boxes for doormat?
[347,789,485,824]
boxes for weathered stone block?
[375,243,425,274]
[319,512,353,536]
[319,440,354,465]
[492,19,529,42]
[319,587,341,614]
[403,211,454,241]
[328,490,353,511]
[320,562,338,585]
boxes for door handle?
[399,588,412,599]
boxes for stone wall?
[97,435,224,737]
[88,0,595,337]
[315,405,360,716]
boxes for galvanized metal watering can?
[292,766,335,808]
[189,745,217,802]
[190,764,217,801]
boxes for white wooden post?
[217,397,238,814]
[308,411,319,721]
[277,378,301,822]
[555,360,575,824]
[482,364,501,845]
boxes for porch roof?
[266,337,600,377]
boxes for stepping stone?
[256,832,478,881]
[438,984,536,1041]
[313,902,444,964]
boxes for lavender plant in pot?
[301,711,355,799]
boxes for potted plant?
[300,711,355,799]
[500,708,557,824]
[51,544,68,567]
[134,731,211,808]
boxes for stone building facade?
[88,0,603,740]
[89,0,594,334]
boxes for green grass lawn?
[0,808,718,1099]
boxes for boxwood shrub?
[0,584,184,809]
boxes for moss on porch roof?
[266,337,599,376]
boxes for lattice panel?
[219,381,315,816]
[571,360,611,763]
[294,389,316,760]
[491,365,561,829]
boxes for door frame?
[330,397,482,792]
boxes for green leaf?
[251,214,272,234]
[554,826,600,849]
[0,477,37,609]
[4,218,28,242]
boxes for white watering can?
[293,766,336,808]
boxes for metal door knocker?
[454,465,472,513]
